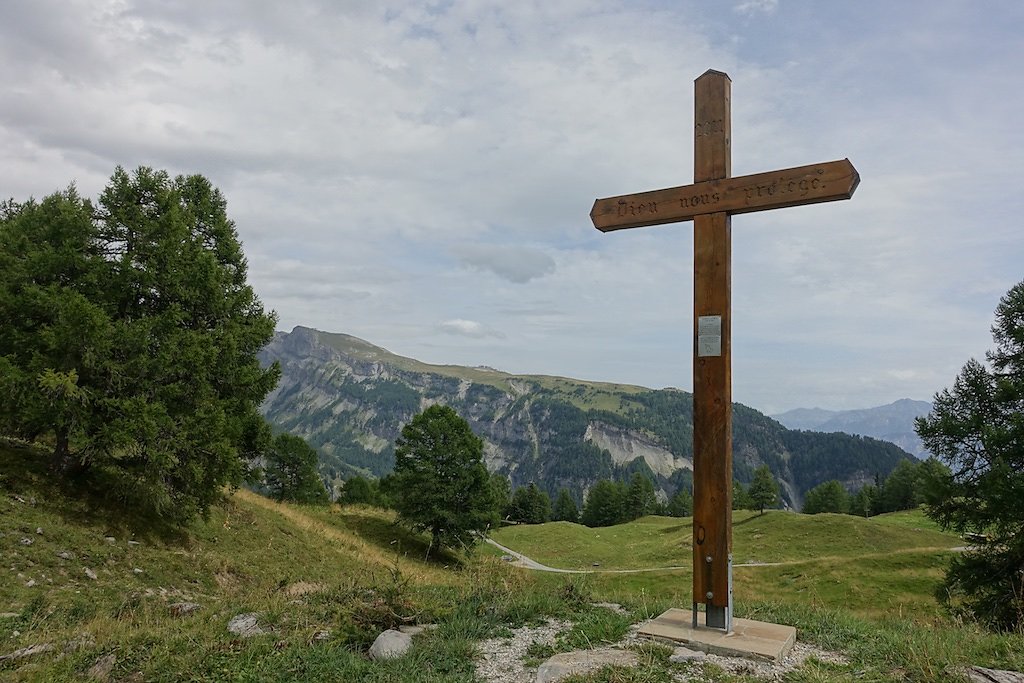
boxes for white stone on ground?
[227,613,265,638]
[368,629,412,660]
[668,646,706,663]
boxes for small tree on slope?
[387,405,496,555]
[264,433,327,504]
[748,465,780,514]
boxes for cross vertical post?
[691,70,732,631]
[588,68,859,639]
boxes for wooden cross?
[590,70,859,631]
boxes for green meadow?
[2,440,1022,682]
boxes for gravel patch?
[475,619,570,683]
[474,619,849,683]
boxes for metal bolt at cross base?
[590,69,859,633]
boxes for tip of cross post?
[696,69,731,82]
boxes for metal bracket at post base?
[693,555,734,633]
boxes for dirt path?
[486,538,690,574]
[487,537,963,574]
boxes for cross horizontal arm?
[590,158,859,232]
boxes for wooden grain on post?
[691,69,733,614]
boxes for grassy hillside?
[0,440,541,682]
[3,439,1023,682]
[491,511,962,621]
[491,510,959,571]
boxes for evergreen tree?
[489,473,512,519]
[623,472,657,520]
[509,483,552,524]
[732,480,755,511]
[581,479,625,527]
[338,475,377,506]
[667,488,693,517]
[0,169,280,524]
[850,484,877,517]
[748,465,780,514]
[802,480,849,514]
[916,281,1024,631]
[876,458,923,513]
[552,488,579,523]
[264,433,328,504]
[508,486,529,523]
[387,405,497,553]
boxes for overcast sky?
[2,1,1022,414]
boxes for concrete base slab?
[637,608,796,661]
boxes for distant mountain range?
[258,327,915,509]
[772,399,933,459]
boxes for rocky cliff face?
[259,327,913,508]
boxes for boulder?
[0,643,53,662]
[87,652,117,681]
[368,629,413,660]
[535,648,639,683]
[668,646,706,663]
[967,667,1024,683]
[227,613,265,638]
[169,602,202,617]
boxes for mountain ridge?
[259,326,914,509]
[772,398,933,458]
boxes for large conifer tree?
[917,280,1024,631]
[0,168,279,524]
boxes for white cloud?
[733,0,778,16]
[438,319,504,339]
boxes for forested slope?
[259,327,912,508]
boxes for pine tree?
[747,465,780,514]
[581,479,625,527]
[0,169,279,524]
[509,483,552,524]
[623,472,657,520]
[850,484,877,517]
[552,488,579,523]
[338,475,378,506]
[802,480,848,514]
[732,480,755,511]
[667,489,693,517]
[264,433,328,504]
[916,281,1024,631]
[387,405,497,553]
[489,473,512,519]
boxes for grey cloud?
[453,244,556,283]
